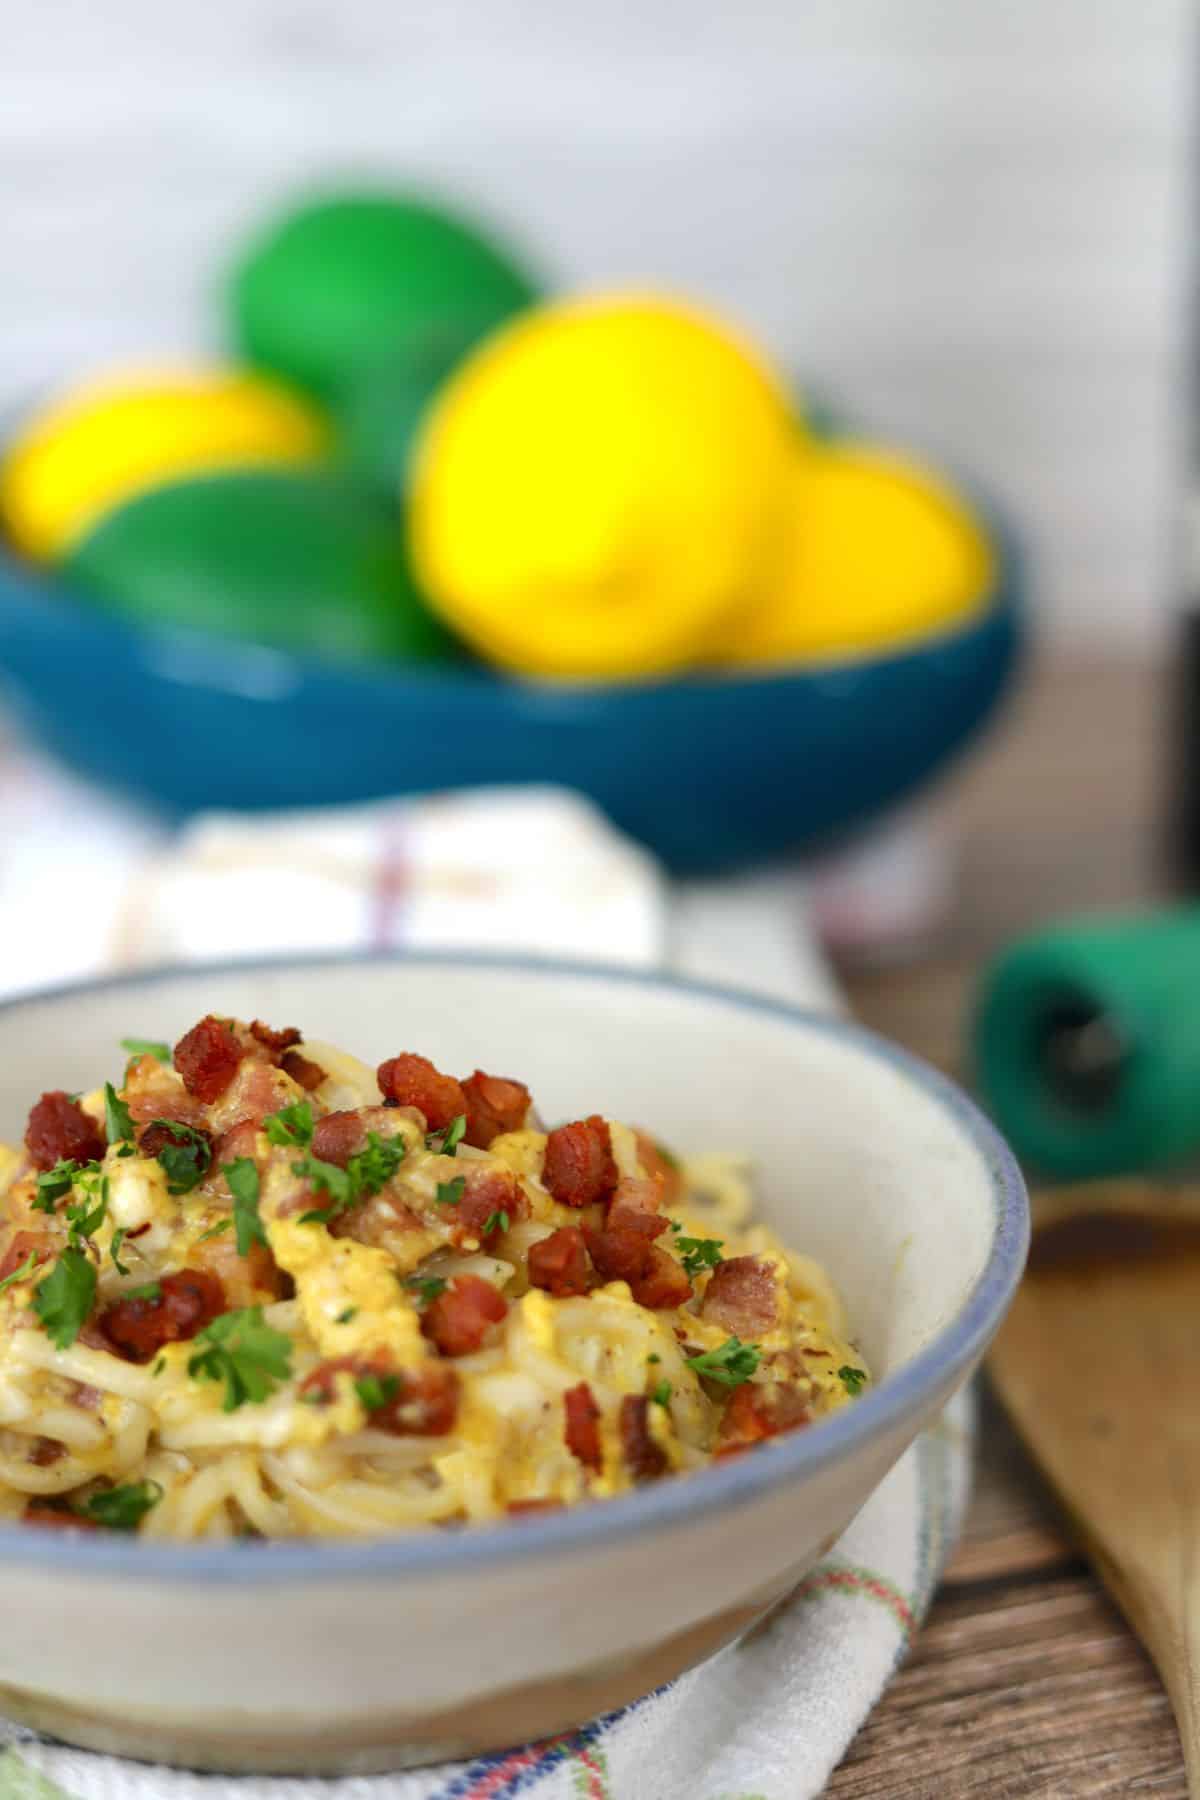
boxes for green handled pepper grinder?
[975,908,1200,1180]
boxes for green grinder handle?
[974,907,1200,1180]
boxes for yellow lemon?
[408,294,797,679]
[717,442,995,668]
[0,367,328,562]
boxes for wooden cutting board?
[989,1185,1200,1794]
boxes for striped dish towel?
[0,752,970,1800]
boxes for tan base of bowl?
[0,1561,822,1776]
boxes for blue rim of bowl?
[0,950,1029,1583]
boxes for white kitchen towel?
[0,753,966,1800]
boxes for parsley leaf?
[103,1082,134,1146]
[838,1365,867,1396]
[110,1227,131,1276]
[149,1120,212,1195]
[123,1281,162,1301]
[427,1114,466,1156]
[224,1158,267,1258]
[336,1306,358,1324]
[404,1274,447,1306]
[355,1373,400,1413]
[482,1208,510,1237]
[294,1133,405,1224]
[650,1379,672,1407]
[0,1250,38,1296]
[293,1154,354,1224]
[196,1218,233,1242]
[33,1158,84,1213]
[263,1102,314,1149]
[151,1355,166,1376]
[120,1038,170,1064]
[675,1235,724,1279]
[349,1131,405,1194]
[187,1307,292,1411]
[81,1479,162,1530]
[65,1174,108,1244]
[685,1336,761,1388]
[33,1248,97,1348]
[435,1176,465,1208]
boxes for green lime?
[227,191,539,399]
[337,305,514,500]
[66,468,460,665]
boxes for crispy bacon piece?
[248,1021,302,1058]
[584,1227,692,1310]
[631,1244,694,1310]
[282,1049,325,1091]
[100,1268,225,1363]
[310,1110,365,1168]
[174,1017,242,1104]
[634,1131,684,1204]
[620,1394,668,1481]
[528,1226,592,1297]
[24,1501,99,1531]
[606,1176,668,1240]
[461,1071,531,1149]
[24,1092,105,1171]
[563,1381,603,1470]
[300,1353,459,1436]
[377,1053,466,1131]
[700,1256,779,1339]
[191,1232,289,1309]
[420,1274,508,1357]
[0,1230,53,1284]
[542,1116,617,1209]
[716,1382,811,1456]
[454,1165,525,1246]
[211,1119,258,1167]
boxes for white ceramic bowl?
[0,955,1028,1774]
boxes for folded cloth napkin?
[0,753,969,1800]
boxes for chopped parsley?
[405,1274,447,1306]
[103,1082,134,1146]
[109,1228,131,1276]
[482,1208,510,1237]
[427,1114,466,1157]
[196,1218,233,1242]
[122,1281,162,1302]
[294,1132,405,1225]
[81,1479,162,1530]
[335,1306,359,1324]
[675,1235,724,1279]
[838,1365,867,1396]
[355,1373,401,1413]
[650,1379,673,1408]
[151,1355,166,1377]
[33,1158,86,1213]
[187,1307,292,1411]
[149,1120,212,1194]
[685,1336,761,1388]
[435,1176,465,1208]
[224,1157,267,1258]
[0,1250,38,1296]
[263,1101,314,1149]
[64,1174,108,1245]
[32,1248,97,1349]
[120,1037,170,1064]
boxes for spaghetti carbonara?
[0,1015,866,1538]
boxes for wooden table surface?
[830,655,1185,1797]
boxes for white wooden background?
[0,0,1192,648]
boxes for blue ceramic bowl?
[0,521,1021,875]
